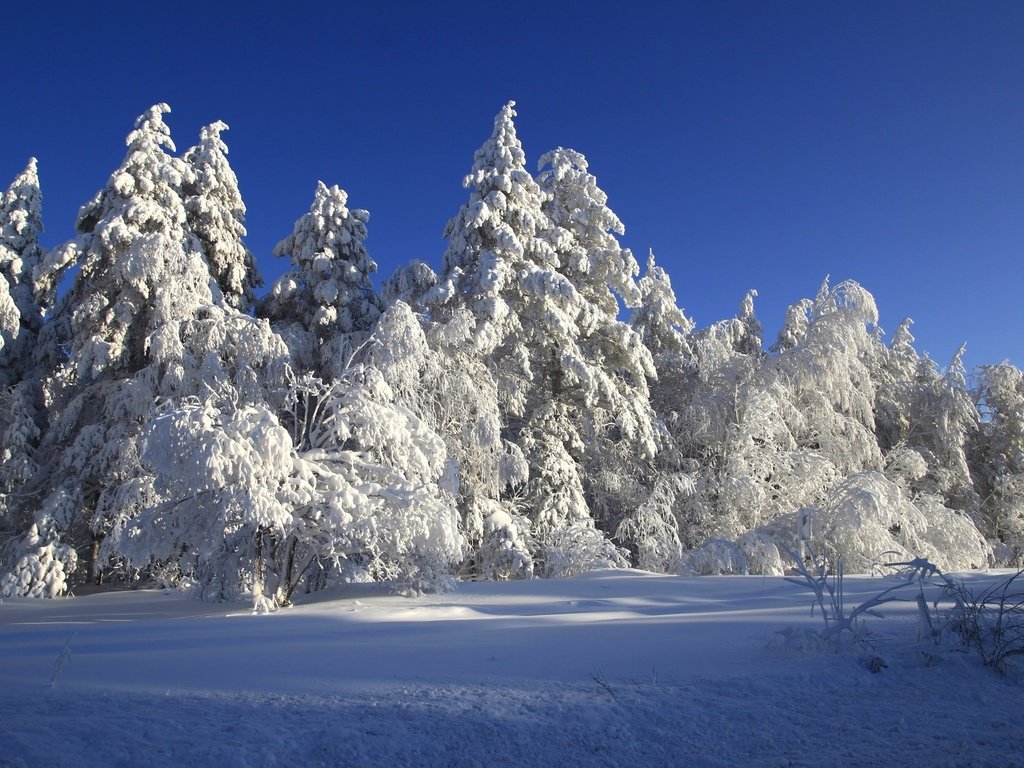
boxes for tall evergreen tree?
[41,104,214,382]
[435,101,555,364]
[259,181,382,377]
[630,251,694,373]
[536,148,659,539]
[183,121,262,312]
[3,105,219,596]
[434,104,563,521]
[974,362,1024,562]
[0,159,48,521]
[0,158,46,384]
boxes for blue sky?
[2,1,1021,373]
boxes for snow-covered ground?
[0,569,1019,767]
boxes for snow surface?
[0,570,1020,767]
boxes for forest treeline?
[0,103,1020,609]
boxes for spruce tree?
[3,105,218,596]
[259,181,382,377]
[0,159,48,528]
[536,148,659,539]
[42,104,214,382]
[0,158,46,384]
[183,121,262,312]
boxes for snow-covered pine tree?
[434,101,555,365]
[0,159,47,382]
[435,104,641,571]
[182,121,262,312]
[0,272,17,366]
[974,362,1024,563]
[630,251,695,377]
[536,148,660,554]
[432,102,584,564]
[382,260,439,310]
[2,105,220,597]
[41,104,214,382]
[259,181,382,377]
[0,159,48,524]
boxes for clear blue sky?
[2,1,1021,373]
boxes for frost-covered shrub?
[0,523,77,598]
[944,569,1024,674]
[616,473,689,573]
[884,445,929,489]
[738,531,785,576]
[684,538,748,576]
[474,500,533,581]
[989,539,1016,568]
[805,472,988,573]
[539,526,627,579]
[809,472,913,572]
[912,493,990,572]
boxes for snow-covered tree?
[733,289,763,358]
[776,279,881,476]
[259,181,382,376]
[625,252,702,561]
[911,346,979,511]
[0,275,17,369]
[370,299,532,580]
[435,106,656,569]
[665,280,880,560]
[434,101,556,365]
[616,473,690,573]
[0,159,48,528]
[40,104,214,382]
[536,148,660,541]
[870,322,981,525]
[537,148,642,313]
[630,251,694,375]
[0,158,50,383]
[2,105,223,596]
[761,470,988,573]
[649,283,769,550]
[433,102,595,562]
[872,318,922,454]
[382,260,439,310]
[183,121,262,312]
[974,362,1024,562]
[771,297,813,353]
[119,307,464,609]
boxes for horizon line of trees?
[0,102,1020,609]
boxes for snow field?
[1,570,1020,767]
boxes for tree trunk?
[89,533,105,585]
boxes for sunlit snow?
[1,569,1019,767]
